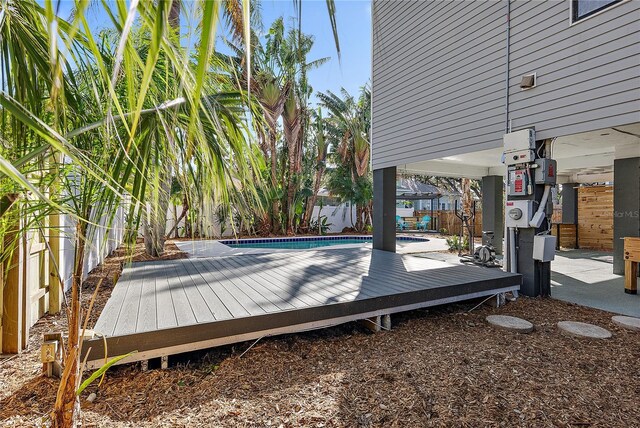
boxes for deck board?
[154,263,178,330]
[84,248,521,368]
[167,263,197,327]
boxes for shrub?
[446,235,469,252]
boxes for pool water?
[221,236,427,250]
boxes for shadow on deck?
[82,248,521,368]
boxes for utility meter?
[505,200,534,228]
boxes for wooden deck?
[82,248,521,368]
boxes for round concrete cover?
[611,316,640,332]
[557,321,612,339]
[486,315,534,333]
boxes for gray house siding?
[509,0,640,140]
[372,0,640,170]
[372,0,507,169]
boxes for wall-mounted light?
[520,73,536,90]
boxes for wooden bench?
[624,237,640,294]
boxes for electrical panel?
[507,166,531,196]
[503,129,536,166]
[505,200,534,228]
[533,235,556,262]
[534,158,557,185]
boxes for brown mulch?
[1,244,639,427]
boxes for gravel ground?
[1,243,639,427]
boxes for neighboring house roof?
[396,180,441,200]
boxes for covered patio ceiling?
[399,123,640,183]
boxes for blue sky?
[258,0,372,102]
[56,0,371,105]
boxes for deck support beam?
[373,167,396,252]
[613,157,640,275]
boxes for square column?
[373,167,396,252]
[481,175,504,255]
[561,183,579,225]
[613,157,640,275]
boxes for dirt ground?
[1,242,639,427]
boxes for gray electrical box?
[508,167,530,196]
[533,235,556,262]
[503,129,536,166]
[534,158,557,185]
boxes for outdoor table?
[624,237,640,294]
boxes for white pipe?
[509,227,517,273]
[529,184,551,228]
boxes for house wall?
[508,0,640,139]
[371,0,507,169]
[371,0,640,169]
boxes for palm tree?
[1,1,259,426]
[319,86,372,231]
[301,108,329,230]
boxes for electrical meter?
[505,200,534,228]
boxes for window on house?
[572,0,623,22]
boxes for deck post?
[613,157,640,275]
[373,166,396,252]
[481,175,504,255]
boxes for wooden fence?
[414,209,483,237]
[577,185,614,250]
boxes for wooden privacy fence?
[1,206,125,354]
[550,186,613,250]
[414,209,483,237]
[577,185,613,250]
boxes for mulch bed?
[1,243,639,427]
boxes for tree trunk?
[302,166,325,230]
[51,221,87,427]
[166,197,188,239]
[144,170,171,257]
[269,130,281,234]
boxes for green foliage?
[446,235,469,252]
[309,215,331,235]
[76,351,137,396]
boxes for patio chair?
[396,215,409,230]
[416,215,431,231]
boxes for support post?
[373,166,396,252]
[49,211,62,314]
[613,157,640,275]
[481,175,504,255]
[2,224,25,354]
[561,183,579,225]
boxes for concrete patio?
[414,249,639,318]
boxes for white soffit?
[400,123,640,180]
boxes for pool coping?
[174,236,436,258]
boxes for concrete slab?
[550,250,640,318]
[557,321,612,339]
[415,249,640,318]
[611,315,640,332]
[486,315,534,333]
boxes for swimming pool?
[220,236,429,250]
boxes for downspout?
[503,0,512,275]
